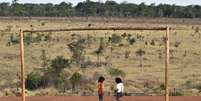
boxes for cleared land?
[0,17,201,96]
[1,96,201,101]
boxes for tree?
[95,37,104,66]
[136,49,146,67]
[55,71,70,92]
[12,0,18,5]
[105,0,119,16]
[125,50,131,58]
[40,49,49,67]
[95,49,103,66]
[0,3,10,16]
[70,72,82,92]
[55,2,73,16]
[68,38,87,65]
[1,1,201,18]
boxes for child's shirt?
[116,83,124,93]
[97,82,104,94]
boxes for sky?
[1,0,201,6]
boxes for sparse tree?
[136,49,146,67]
[12,0,18,5]
[95,37,104,66]
[40,49,49,67]
[95,48,103,67]
[68,38,87,65]
[87,34,92,47]
[70,72,82,93]
[195,27,201,38]
[0,1,201,18]
[183,50,187,57]
[150,39,155,46]
[158,51,162,59]
[174,40,182,48]
[55,71,70,92]
[125,50,131,58]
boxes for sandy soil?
[1,96,201,101]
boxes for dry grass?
[0,18,201,96]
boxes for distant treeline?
[0,0,201,18]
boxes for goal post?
[19,27,170,101]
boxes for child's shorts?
[116,92,123,98]
[98,94,103,101]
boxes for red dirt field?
[1,96,201,101]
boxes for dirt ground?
[0,96,201,101]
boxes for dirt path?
[1,96,201,101]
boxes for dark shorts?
[98,94,103,101]
[116,92,123,100]
[117,92,123,97]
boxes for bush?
[81,59,93,68]
[171,88,183,96]
[41,22,46,26]
[24,33,33,45]
[110,34,122,44]
[125,50,131,58]
[51,56,71,72]
[121,33,127,38]
[107,68,126,78]
[9,33,51,46]
[5,25,13,32]
[70,72,82,85]
[145,41,148,45]
[70,72,82,92]
[4,88,14,96]
[26,72,43,90]
[128,38,136,45]
[159,84,165,90]
[54,71,70,92]
[10,34,19,45]
[40,67,70,90]
[136,49,146,57]
[150,40,155,46]
[195,27,200,33]
[174,40,182,48]
[198,85,201,91]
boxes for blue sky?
[1,0,201,6]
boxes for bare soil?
[1,96,201,101]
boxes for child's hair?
[98,76,105,83]
[115,77,122,84]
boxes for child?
[97,76,105,101]
[115,77,124,101]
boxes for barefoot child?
[115,77,124,101]
[97,76,105,101]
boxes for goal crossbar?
[23,27,167,33]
